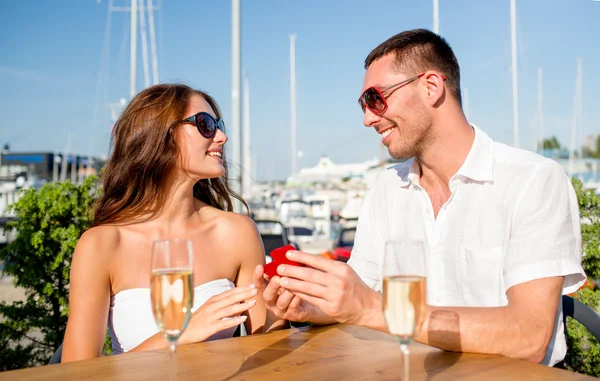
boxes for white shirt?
[347,124,586,366]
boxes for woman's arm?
[63,227,206,360]
[62,228,113,362]
[221,214,289,333]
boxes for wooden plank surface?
[0,324,595,381]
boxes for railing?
[0,217,17,252]
[0,191,22,217]
[0,191,21,248]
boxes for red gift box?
[263,245,305,278]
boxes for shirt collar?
[397,124,494,188]
[397,158,419,188]
[455,124,494,183]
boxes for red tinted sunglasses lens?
[195,113,217,138]
[363,88,386,113]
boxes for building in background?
[0,151,105,184]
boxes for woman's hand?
[179,285,258,344]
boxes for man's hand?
[254,263,323,323]
[257,250,386,329]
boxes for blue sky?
[0,0,599,181]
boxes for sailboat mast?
[147,0,159,84]
[569,57,582,177]
[231,0,242,207]
[130,0,138,98]
[433,0,439,34]
[537,67,543,152]
[243,74,252,198]
[138,0,150,88]
[290,33,297,177]
[510,0,519,148]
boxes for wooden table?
[0,324,595,380]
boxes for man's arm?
[415,276,564,363]
[276,251,564,364]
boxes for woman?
[62,84,285,362]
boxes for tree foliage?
[0,177,97,370]
[543,136,562,150]
[563,178,600,377]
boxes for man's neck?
[417,118,475,188]
[414,117,474,218]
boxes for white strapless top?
[108,278,237,354]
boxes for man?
[253,29,586,366]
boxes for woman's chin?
[195,167,225,180]
[213,165,225,178]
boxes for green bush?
[565,287,600,377]
[0,177,98,370]
[564,178,600,377]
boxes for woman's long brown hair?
[92,83,247,226]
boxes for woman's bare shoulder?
[73,225,122,264]
[201,207,259,236]
[196,207,265,276]
[79,225,122,245]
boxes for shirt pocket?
[460,245,506,306]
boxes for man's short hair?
[365,29,461,105]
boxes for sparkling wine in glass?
[150,238,194,354]
[382,239,427,381]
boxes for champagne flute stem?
[169,344,178,381]
[400,343,410,381]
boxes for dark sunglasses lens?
[364,88,385,113]
[196,113,216,138]
[359,99,366,112]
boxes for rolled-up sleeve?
[504,163,586,293]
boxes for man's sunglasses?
[358,73,446,115]
[176,111,225,139]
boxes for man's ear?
[422,72,445,106]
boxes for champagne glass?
[382,239,427,381]
[150,238,194,354]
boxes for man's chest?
[384,184,509,243]
[381,185,512,306]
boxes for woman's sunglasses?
[176,111,225,139]
[358,73,446,115]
